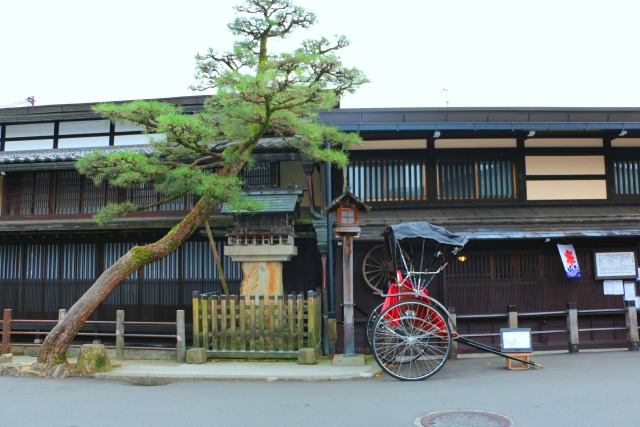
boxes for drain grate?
[415,410,514,427]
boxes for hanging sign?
[557,244,581,278]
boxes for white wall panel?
[5,123,54,138]
[59,120,110,135]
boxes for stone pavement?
[94,357,383,385]
[1,354,383,385]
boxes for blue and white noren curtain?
[557,243,581,278]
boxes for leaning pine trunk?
[38,197,217,369]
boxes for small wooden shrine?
[222,188,303,296]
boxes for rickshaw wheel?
[365,302,385,352]
[361,244,411,292]
[371,299,452,381]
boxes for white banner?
[557,244,581,278]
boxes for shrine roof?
[221,189,303,214]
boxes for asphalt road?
[1,350,638,427]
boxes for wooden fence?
[1,308,186,362]
[192,291,321,359]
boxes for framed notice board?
[500,328,532,353]
[594,251,637,280]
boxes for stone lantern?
[325,189,370,361]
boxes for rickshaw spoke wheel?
[371,300,451,381]
[365,302,385,352]
[361,244,411,293]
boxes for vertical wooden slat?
[192,291,200,348]
[221,296,228,350]
[201,295,209,350]
[277,295,284,351]
[307,291,316,348]
[297,294,304,350]
[211,296,218,350]
[240,295,248,351]
[250,296,256,351]
[229,295,237,351]
[268,295,276,351]
[258,296,265,351]
[287,295,294,351]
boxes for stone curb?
[1,355,383,384]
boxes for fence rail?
[448,301,640,358]
[192,291,321,359]
[1,308,186,362]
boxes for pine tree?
[38,0,367,371]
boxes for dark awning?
[358,206,640,241]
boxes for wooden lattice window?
[347,158,427,203]
[613,160,640,197]
[241,161,279,189]
[437,158,516,200]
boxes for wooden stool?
[505,353,531,370]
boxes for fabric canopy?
[383,221,468,247]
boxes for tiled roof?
[0,138,290,166]
[0,145,154,165]
[221,189,303,214]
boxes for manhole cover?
[415,410,514,427]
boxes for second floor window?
[348,159,427,203]
[2,170,195,217]
[241,161,279,189]
[613,160,640,197]
[437,158,516,200]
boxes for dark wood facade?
[2,99,640,353]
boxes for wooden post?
[319,253,330,355]
[624,300,639,351]
[296,294,304,350]
[192,291,200,348]
[449,307,457,360]
[177,310,186,363]
[567,302,579,353]
[202,295,210,350]
[507,305,518,328]
[204,220,229,296]
[342,234,356,356]
[307,290,319,348]
[2,309,11,355]
[116,310,125,360]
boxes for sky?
[2,0,640,109]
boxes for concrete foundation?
[186,348,207,364]
[332,353,366,366]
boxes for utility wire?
[0,96,36,109]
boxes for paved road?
[1,350,637,426]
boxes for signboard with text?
[594,251,637,280]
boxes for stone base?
[332,353,366,366]
[297,348,318,365]
[77,343,112,376]
[186,348,207,364]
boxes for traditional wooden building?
[321,107,640,352]
[2,98,640,353]
[0,97,323,323]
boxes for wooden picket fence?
[192,291,321,359]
